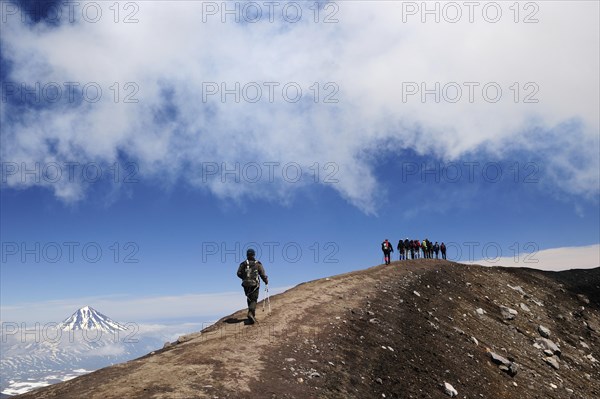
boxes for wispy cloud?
[1,1,598,213]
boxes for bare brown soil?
[15,260,600,399]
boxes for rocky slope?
[14,260,600,398]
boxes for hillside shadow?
[223,317,247,324]
[506,266,600,309]
[553,267,600,308]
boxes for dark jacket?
[381,241,393,253]
[237,258,268,286]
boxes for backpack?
[242,260,260,288]
[382,241,389,251]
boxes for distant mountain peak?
[58,306,126,332]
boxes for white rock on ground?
[443,382,458,397]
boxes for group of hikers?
[381,238,446,264]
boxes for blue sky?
[1,1,599,323]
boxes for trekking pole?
[263,285,271,314]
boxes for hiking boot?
[248,314,257,324]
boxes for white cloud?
[463,243,600,271]
[1,1,598,212]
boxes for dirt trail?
[16,260,600,399]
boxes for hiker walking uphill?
[381,239,393,265]
[237,248,268,324]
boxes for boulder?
[536,338,561,356]
[538,325,551,338]
[489,351,511,367]
[488,350,519,376]
[576,294,590,304]
[500,306,518,320]
[519,303,531,312]
[544,356,560,370]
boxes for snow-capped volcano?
[58,306,126,332]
